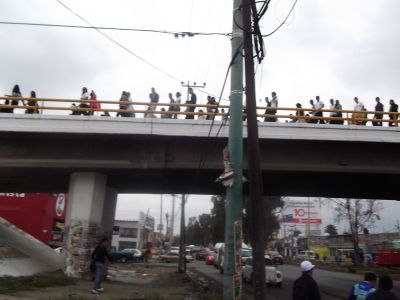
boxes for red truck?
[0,193,67,246]
[375,249,400,267]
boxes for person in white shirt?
[309,99,317,123]
[78,87,90,115]
[353,97,365,125]
[354,97,364,111]
[314,95,325,124]
[270,92,278,122]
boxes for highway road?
[188,261,400,299]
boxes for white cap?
[300,260,315,272]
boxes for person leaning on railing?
[25,91,39,114]
[389,99,398,127]
[294,103,306,123]
[352,97,365,125]
[329,99,343,125]
[5,84,24,113]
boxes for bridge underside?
[0,167,399,200]
[0,123,399,200]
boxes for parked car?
[169,247,179,254]
[266,250,283,265]
[111,248,142,263]
[296,250,316,261]
[205,255,215,265]
[241,248,252,265]
[242,255,283,287]
[195,248,210,260]
[160,252,193,263]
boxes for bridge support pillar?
[101,188,118,238]
[64,172,107,277]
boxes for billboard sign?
[281,199,322,225]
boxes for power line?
[262,0,299,37]
[55,0,181,83]
[197,45,243,171]
[0,21,231,38]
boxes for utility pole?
[170,195,176,244]
[242,0,266,298]
[159,194,163,234]
[178,194,186,273]
[223,0,244,298]
[165,213,169,242]
[181,81,206,102]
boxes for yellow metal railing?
[0,96,398,126]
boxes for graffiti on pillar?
[233,273,242,300]
[234,220,243,274]
[64,219,100,277]
[215,146,235,187]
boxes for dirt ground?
[0,263,194,300]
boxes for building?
[112,220,140,250]
[112,212,155,251]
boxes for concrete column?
[64,172,107,277]
[101,188,118,239]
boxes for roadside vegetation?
[0,274,75,294]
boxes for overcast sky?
[1,0,400,235]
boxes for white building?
[112,212,155,251]
[112,220,140,251]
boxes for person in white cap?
[292,260,321,300]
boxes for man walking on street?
[91,238,112,294]
[348,272,377,300]
[292,260,321,300]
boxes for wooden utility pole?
[242,0,267,298]
[178,194,186,273]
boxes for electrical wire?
[262,0,299,37]
[55,0,182,83]
[197,45,243,171]
[0,21,231,38]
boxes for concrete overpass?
[0,114,399,200]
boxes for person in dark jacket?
[185,88,197,119]
[91,238,112,294]
[292,260,321,300]
[366,275,399,300]
[373,97,384,126]
[389,99,398,127]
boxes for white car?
[296,250,316,261]
[170,247,180,254]
[242,255,283,287]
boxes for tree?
[330,198,382,265]
[210,195,226,243]
[185,214,213,246]
[243,196,284,245]
[324,224,338,236]
[185,196,226,246]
